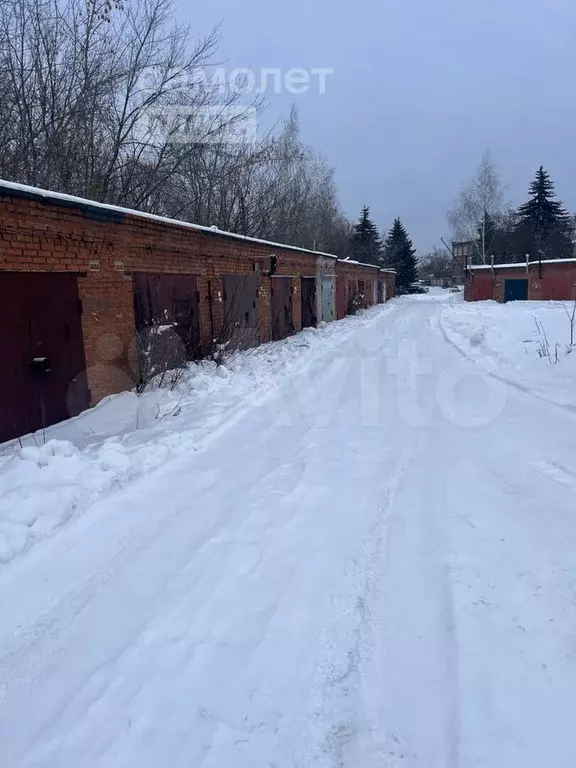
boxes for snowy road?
[2,294,576,767]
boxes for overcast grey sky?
[178,0,576,252]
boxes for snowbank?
[0,304,396,565]
[441,295,576,410]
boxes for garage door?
[541,273,571,301]
[133,273,201,386]
[321,276,335,323]
[335,277,347,319]
[504,279,528,302]
[271,277,294,341]
[222,274,259,348]
[0,272,89,443]
[357,280,366,308]
[301,277,317,328]
[472,277,494,301]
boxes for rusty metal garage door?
[346,280,358,313]
[133,273,201,385]
[541,273,571,301]
[0,272,89,443]
[472,277,494,301]
[221,274,260,349]
[357,280,366,308]
[336,277,347,319]
[271,277,294,341]
[301,277,317,328]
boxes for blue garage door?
[504,279,528,302]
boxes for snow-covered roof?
[0,178,339,260]
[470,257,576,271]
[340,257,395,273]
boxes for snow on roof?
[0,178,339,260]
[470,257,576,271]
[340,257,395,273]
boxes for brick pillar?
[292,277,302,333]
[79,271,136,404]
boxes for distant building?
[451,240,475,284]
[465,257,576,302]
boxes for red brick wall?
[466,262,576,302]
[0,193,338,403]
[382,271,396,300]
[335,262,392,317]
[1,189,400,413]
[529,263,576,301]
[465,272,494,301]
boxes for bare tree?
[166,105,352,254]
[419,248,452,282]
[0,2,350,254]
[0,0,250,207]
[448,151,506,264]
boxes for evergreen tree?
[350,206,383,265]
[383,218,418,293]
[516,166,572,260]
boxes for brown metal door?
[378,281,384,303]
[346,280,358,313]
[336,276,346,319]
[0,272,89,443]
[271,277,294,341]
[133,273,201,359]
[357,280,366,307]
[301,277,317,328]
[222,275,259,348]
[541,273,571,300]
[472,276,494,301]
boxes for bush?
[136,320,188,392]
[347,293,365,315]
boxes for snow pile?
[0,304,396,565]
[441,296,576,410]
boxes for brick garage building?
[0,180,394,442]
[335,259,396,319]
[465,258,576,303]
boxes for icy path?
[1,295,576,767]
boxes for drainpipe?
[207,279,216,346]
[265,254,278,277]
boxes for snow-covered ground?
[0,306,396,564]
[1,290,576,767]
[441,295,576,411]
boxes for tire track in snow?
[438,306,576,419]
[300,433,420,767]
[346,303,463,768]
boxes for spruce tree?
[383,218,418,293]
[350,206,383,265]
[516,166,571,260]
